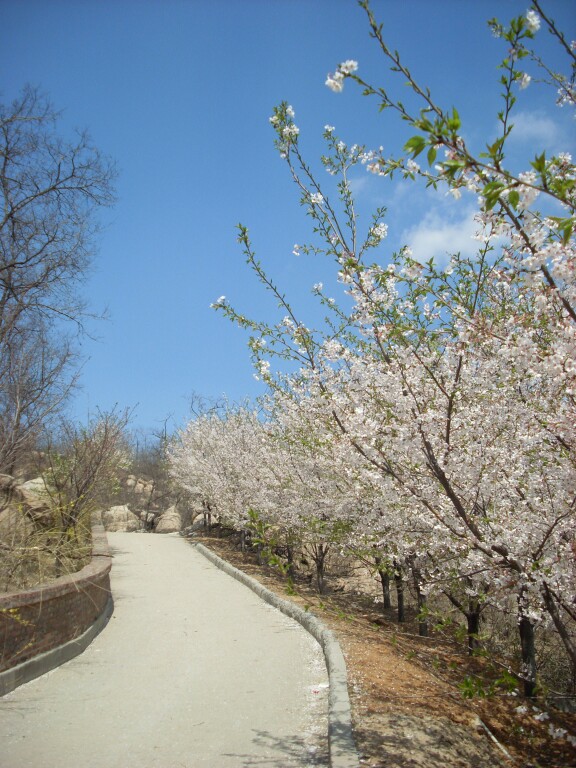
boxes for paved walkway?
[0,533,328,767]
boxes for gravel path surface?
[0,532,329,767]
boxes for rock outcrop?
[156,499,202,533]
[18,478,54,527]
[154,505,182,533]
[0,475,54,528]
[124,475,154,502]
[101,505,141,533]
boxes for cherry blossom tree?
[205,2,575,699]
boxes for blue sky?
[3,0,575,434]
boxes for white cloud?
[400,206,479,268]
[507,111,561,149]
[347,175,369,196]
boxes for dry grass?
[0,507,92,593]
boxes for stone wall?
[0,517,112,693]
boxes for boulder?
[0,474,16,495]
[140,510,157,530]
[16,477,54,527]
[0,474,53,528]
[154,505,182,533]
[102,504,141,532]
[20,477,49,495]
[134,479,152,497]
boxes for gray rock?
[0,474,53,529]
[16,477,54,527]
[154,505,181,533]
[102,505,141,532]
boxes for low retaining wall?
[0,516,113,695]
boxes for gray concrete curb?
[0,595,114,697]
[192,541,360,768]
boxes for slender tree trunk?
[203,504,212,531]
[518,590,537,698]
[314,544,328,594]
[444,582,486,656]
[411,561,428,637]
[379,569,392,611]
[519,616,537,698]
[394,561,405,623]
[542,582,576,670]
[285,546,296,580]
[466,599,482,656]
[374,555,392,611]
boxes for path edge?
[0,595,113,696]
[0,515,114,697]
[192,540,359,768]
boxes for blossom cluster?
[199,3,575,713]
[325,60,358,93]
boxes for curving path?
[0,532,329,767]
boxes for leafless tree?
[44,407,132,535]
[0,321,78,473]
[0,85,116,474]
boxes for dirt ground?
[191,528,576,768]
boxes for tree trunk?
[374,555,392,611]
[542,582,576,671]
[314,544,328,594]
[518,592,537,698]
[203,504,212,531]
[466,601,481,656]
[394,561,405,623]
[411,562,428,637]
[285,546,296,580]
[443,583,485,656]
[379,569,392,611]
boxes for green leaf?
[447,107,461,132]
[404,135,427,157]
[484,136,505,160]
[482,181,505,211]
[508,189,520,208]
[549,216,575,245]
[560,220,574,245]
[530,152,546,174]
